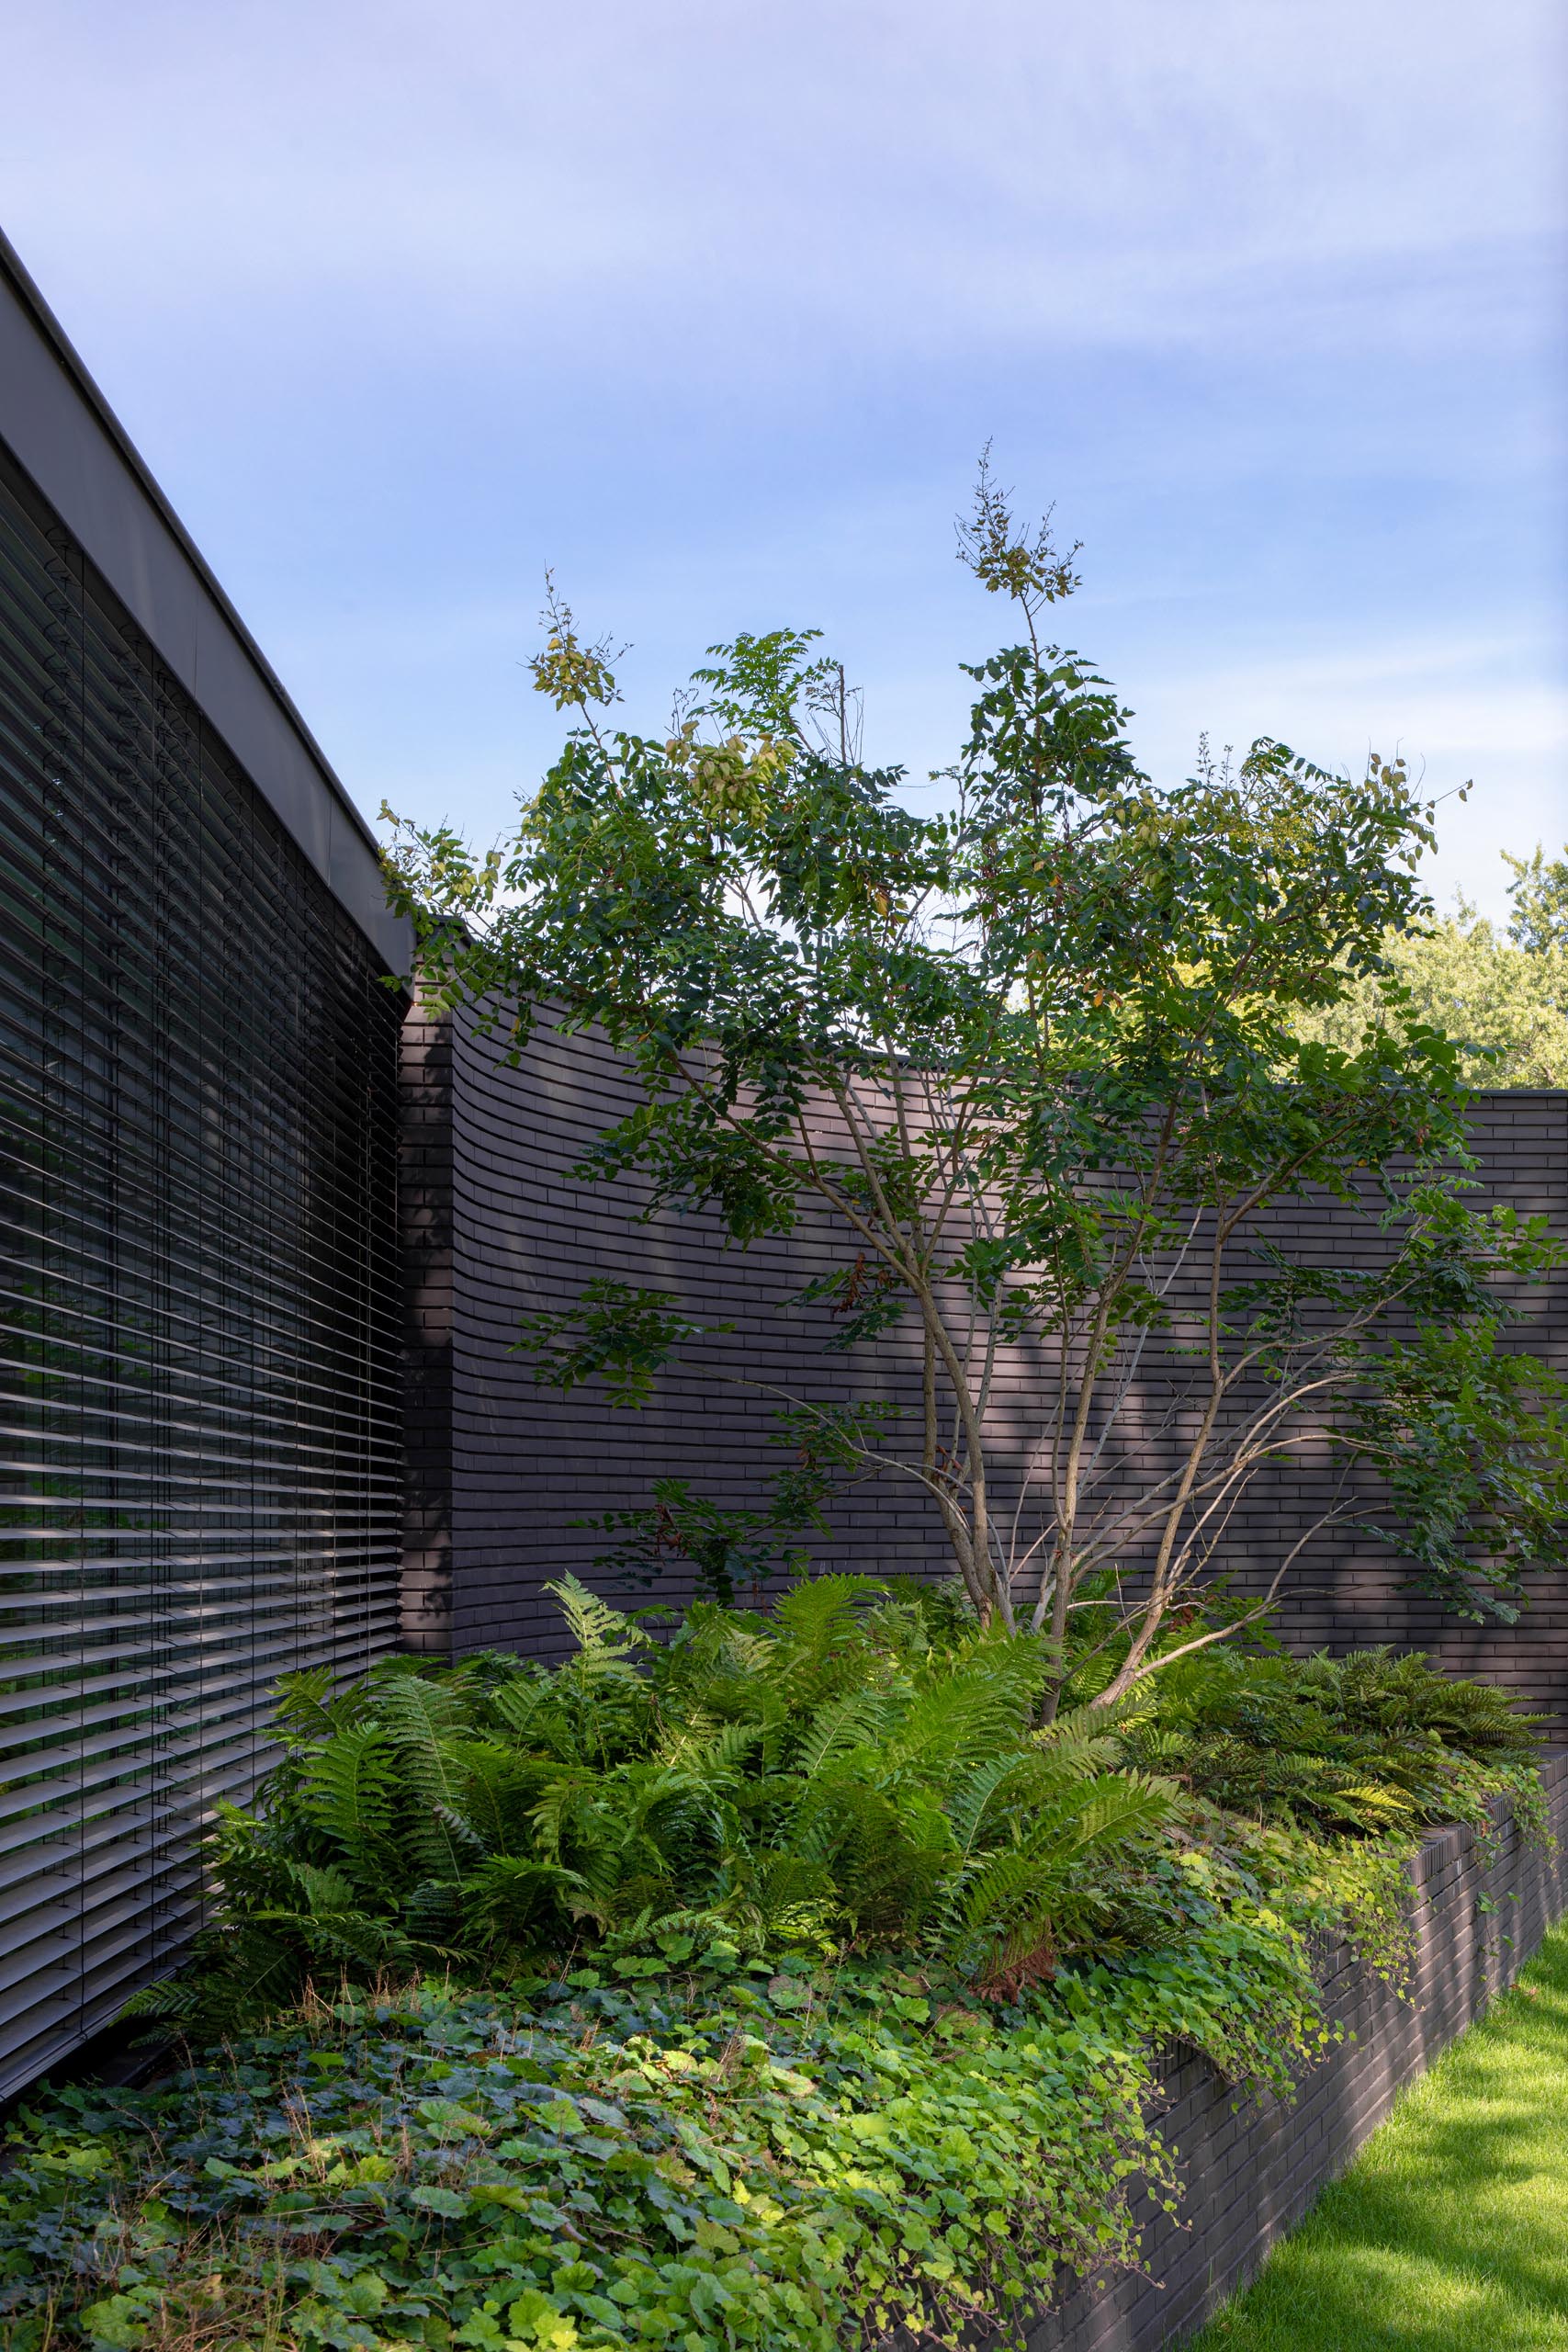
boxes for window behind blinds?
[0,447,403,2098]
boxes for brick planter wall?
[1018,1754,1568,2352]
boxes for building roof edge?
[0,224,412,975]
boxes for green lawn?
[1188,1920,1568,2350]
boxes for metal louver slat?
[0,439,404,2098]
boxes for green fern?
[272,1665,369,1744]
[297,1726,399,1877]
[793,1689,894,1778]
[134,1581,1546,2041]
[1116,1643,1542,1836]
[546,1571,649,1668]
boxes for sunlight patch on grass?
[1190,1920,1568,2350]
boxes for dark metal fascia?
[0,221,413,978]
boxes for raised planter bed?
[1022,1752,1568,2352]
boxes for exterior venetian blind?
[0,445,403,2098]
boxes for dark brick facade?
[400,997,455,1654]
[396,1010,1568,2345]
[401,1004,1568,1718]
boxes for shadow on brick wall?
[401,1003,1568,1725]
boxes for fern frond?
[275,1858,362,1915]
[889,1672,1030,1776]
[546,1573,649,1666]
[1015,1770,1178,1862]
[793,1690,892,1780]
[134,1925,307,2041]
[1034,1693,1145,1774]
[951,1847,1057,1940]
[488,1671,557,1744]
[272,1666,368,1747]
[658,1719,762,1780]
[374,1673,476,1879]
[945,1751,1070,1859]
[771,1574,887,1687]
[298,1726,398,1868]
[462,1855,584,1939]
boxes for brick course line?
[403,1008,1568,1718]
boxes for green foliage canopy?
[384,471,1568,1692]
[1295,845,1568,1086]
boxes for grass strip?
[1190,1918,1568,2350]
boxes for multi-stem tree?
[384,468,1568,1706]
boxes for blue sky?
[6,0,1564,917]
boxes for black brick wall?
[397,1012,1568,2347]
[403,1004,1568,1718]
[1015,1753,1568,2351]
[400,997,454,1654]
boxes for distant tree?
[384,469,1568,1708]
[1503,843,1568,954]
[1294,846,1568,1086]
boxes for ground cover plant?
[0,1964,1235,2352]
[1,1578,1550,2351]
[1188,1921,1568,2352]
[384,469,1568,1689]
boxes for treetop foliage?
[383,468,1568,1680]
[1295,847,1568,1087]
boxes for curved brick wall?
[403,1003,963,1657]
[400,1002,1568,1719]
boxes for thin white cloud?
[5,0,1560,369]
[0,0,1559,919]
